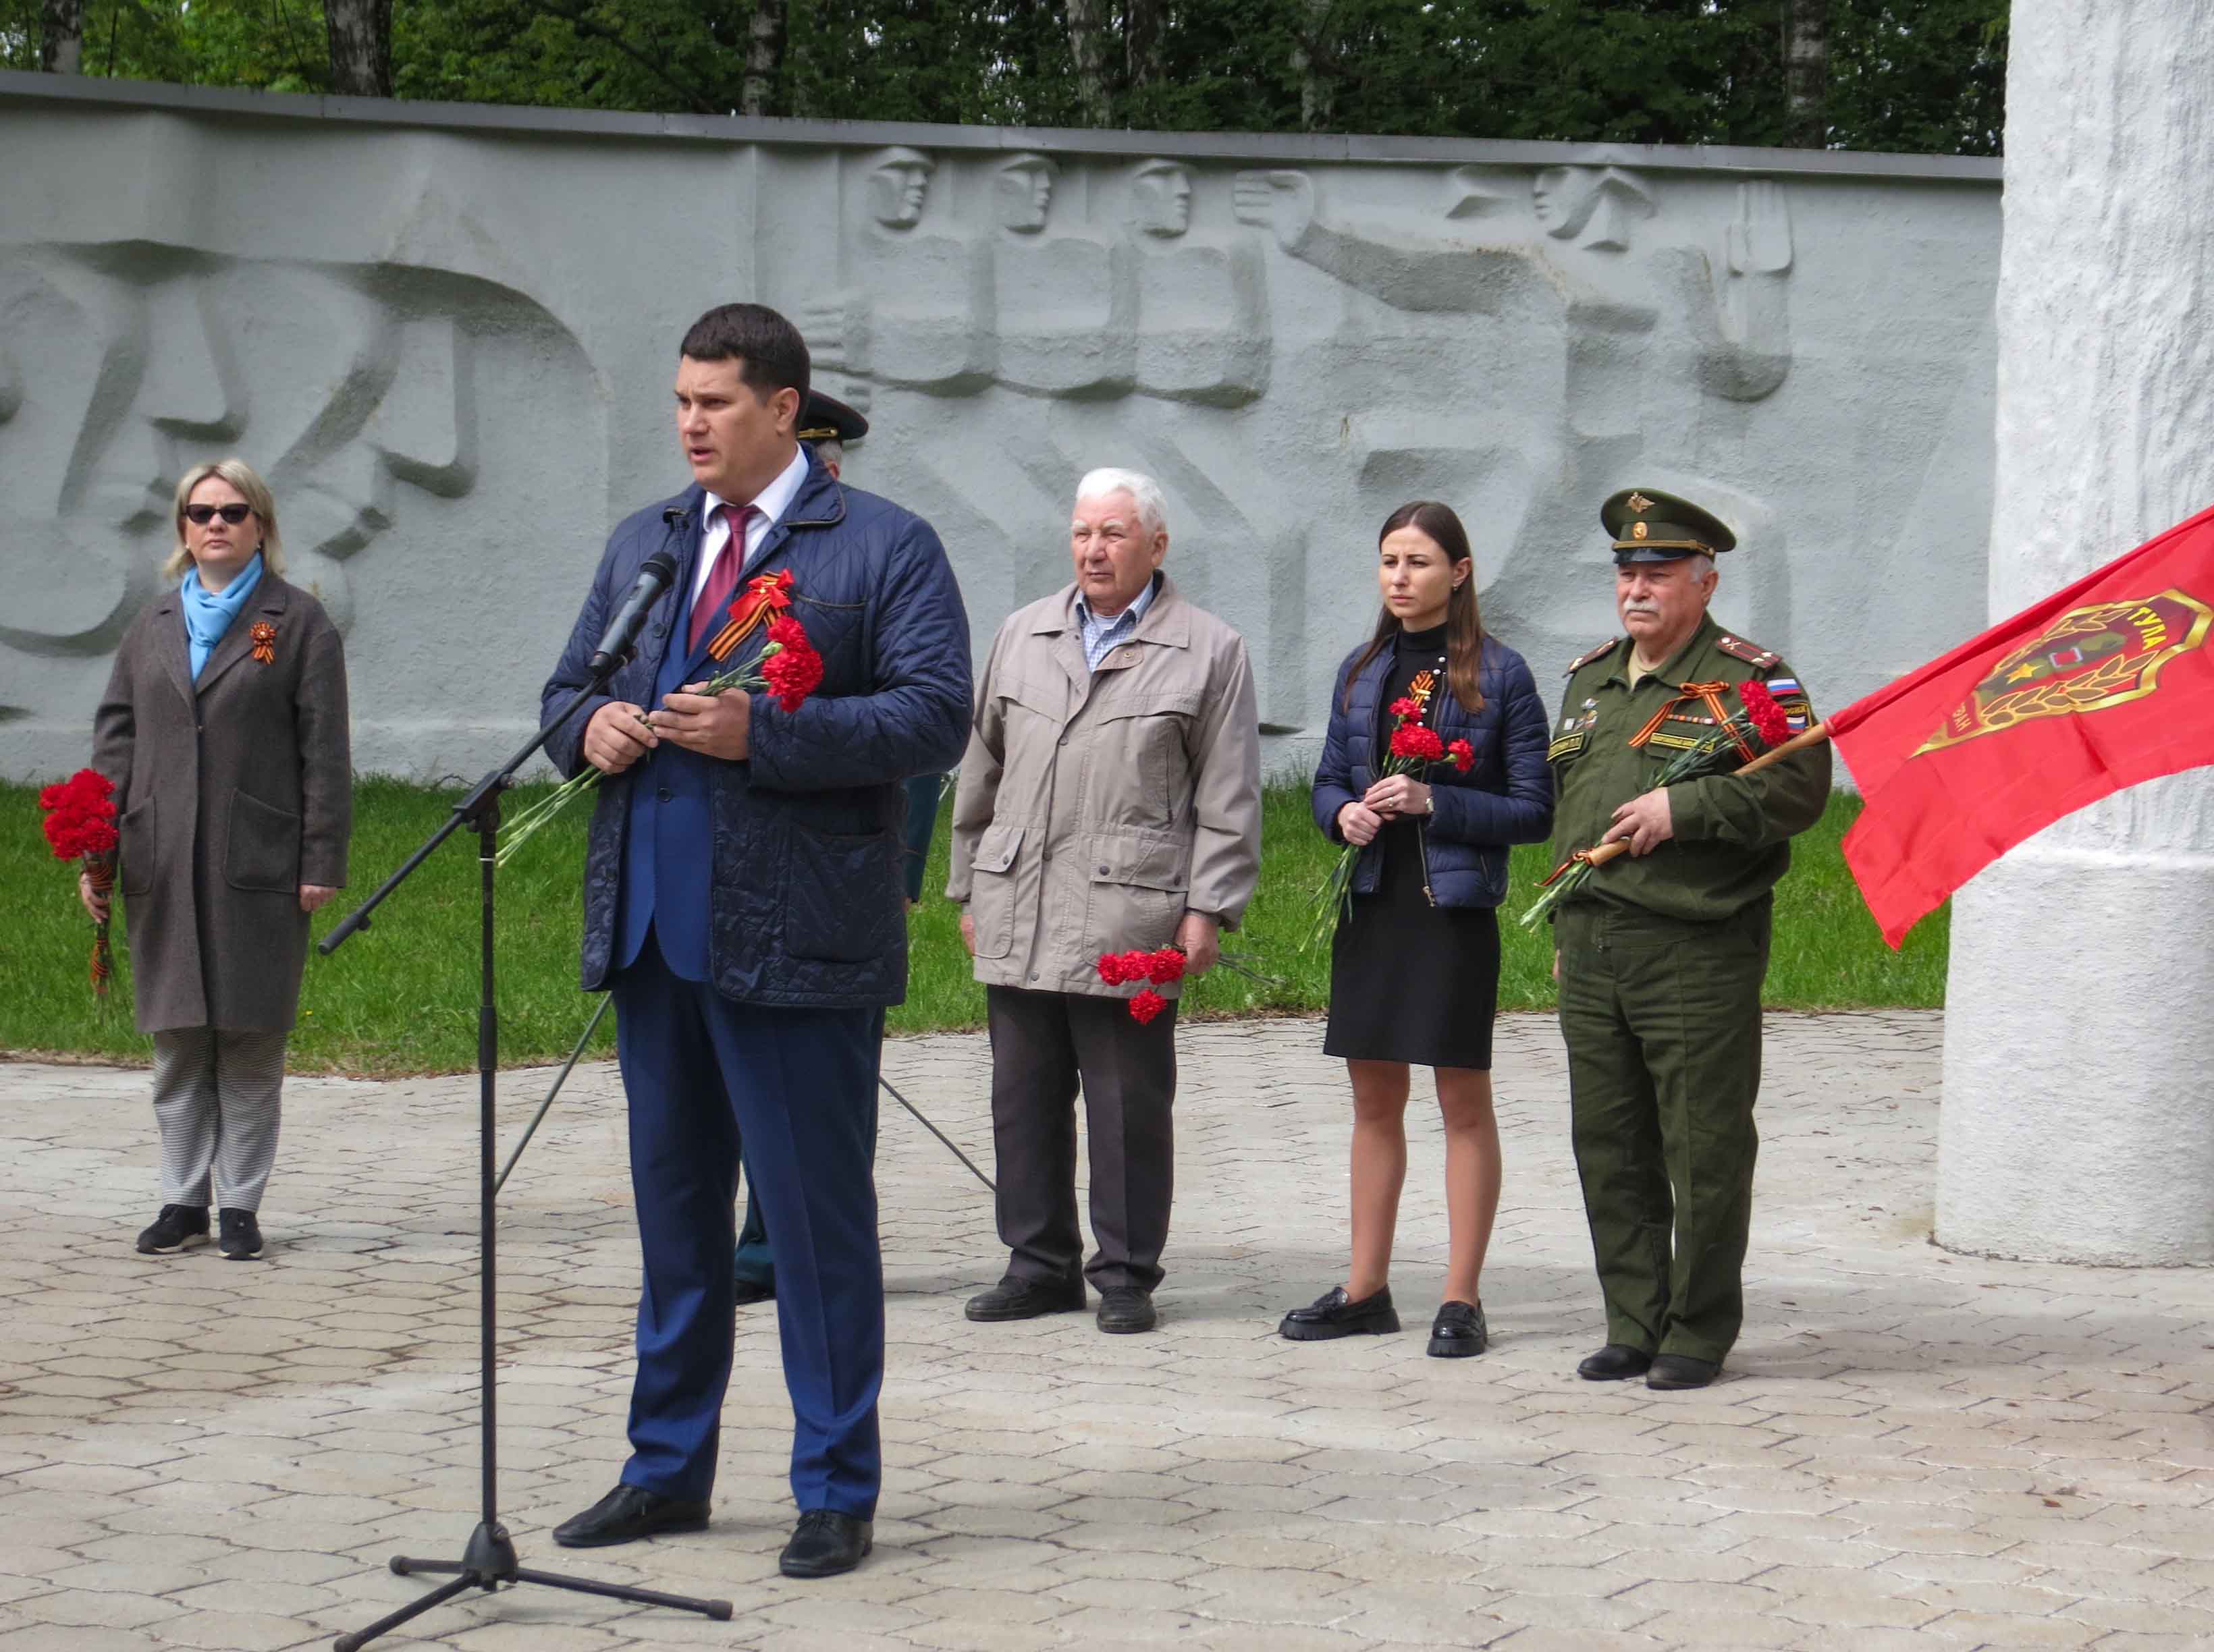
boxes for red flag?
[1829,503,2214,947]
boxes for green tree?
[3,0,2011,159]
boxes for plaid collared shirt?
[1075,574,1160,671]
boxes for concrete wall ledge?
[0,68,2003,183]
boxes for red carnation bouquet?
[39,768,120,997]
[1519,679,1797,929]
[1307,678,1475,950]
[1097,945,1187,1024]
[497,614,826,868]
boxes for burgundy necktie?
[688,503,758,655]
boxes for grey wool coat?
[92,574,352,1034]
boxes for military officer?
[1546,487,1828,1391]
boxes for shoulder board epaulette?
[1563,637,1621,676]
[1714,634,1781,670]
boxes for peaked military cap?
[799,390,869,445]
[1601,487,1736,562]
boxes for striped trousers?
[151,1028,289,1212]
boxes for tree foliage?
[1,0,2009,157]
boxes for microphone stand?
[321,658,730,1652]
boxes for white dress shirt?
[693,445,813,608]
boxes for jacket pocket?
[785,821,902,964]
[965,823,1023,961]
[1095,690,1202,823]
[225,789,301,893]
[1085,831,1190,949]
[119,798,157,896]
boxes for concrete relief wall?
[0,76,2001,778]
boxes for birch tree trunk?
[1062,0,1113,127]
[1781,0,1827,148]
[742,0,786,116]
[1293,0,1334,130]
[39,0,84,73]
[1937,0,2214,1265]
[325,0,394,96]
[1125,0,1161,103]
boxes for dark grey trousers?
[986,985,1178,1294]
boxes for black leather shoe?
[965,1274,1085,1322]
[1426,1300,1488,1358]
[552,1483,709,1548]
[1096,1286,1157,1333]
[1576,1343,1654,1381]
[1647,1353,1721,1390]
[733,1277,775,1307]
[1279,1286,1400,1342]
[780,1510,872,1578]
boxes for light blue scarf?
[179,553,265,682]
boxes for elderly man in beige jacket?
[949,468,1262,1334]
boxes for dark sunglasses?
[182,503,254,526]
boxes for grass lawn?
[2,780,1945,1076]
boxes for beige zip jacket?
[948,577,1262,999]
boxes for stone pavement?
[3,1010,2212,1652]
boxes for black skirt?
[1322,820,1502,1070]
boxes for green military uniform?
[1550,489,1829,1368]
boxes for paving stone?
[5,1012,2214,1650]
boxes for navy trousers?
[612,933,885,1518]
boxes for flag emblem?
[1916,588,2214,755]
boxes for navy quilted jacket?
[1310,632,1555,908]
[540,458,972,1006]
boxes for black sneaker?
[965,1274,1085,1322]
[217,1209,264,1261]
[1278,1285,1400,1342]
[136,1205,210,1255]
[1426,1300,1488,1358]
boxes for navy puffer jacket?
[1310,632,1555,908]
[541,462,972,1006]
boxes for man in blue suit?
[539,303,971,1577]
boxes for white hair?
[1075,468,1168,536]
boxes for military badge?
[1916,588,2214,755]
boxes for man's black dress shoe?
[780,1510,872,1578]
[1426,1300,1488,1358]
[1279,1285,1400,1341]
[551,1483,709,1548]
[1647,1353,1721,1390]
[733,1277,775,1307]
[1575,1343,1654,1381]
[965,1274,1085,1322]
[1096,1286,1157,1333]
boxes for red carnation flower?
[1738,680,1792,748]
[1389,724,1445,763]
[1447,738,1475,773]
[1146,947,1187,985]
[761,616,824,713]
[1388,696,1422,721]
[1129,988,1167,1025]
[1097,952,1129,986]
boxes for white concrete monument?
[0,74,2001,779]
[1936,0,2214,1263]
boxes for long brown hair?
[1341,501,1485,715]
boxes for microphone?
[588,549,680,674]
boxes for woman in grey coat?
[85,458,352,1261]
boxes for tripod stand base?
[332,1520,733,1651]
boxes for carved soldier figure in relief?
[1126,160,1268,408]
[993,153,1138,398]
[1231,165,1534,314]
[813,147,996,395]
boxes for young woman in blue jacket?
[1281,501,1555,1358]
